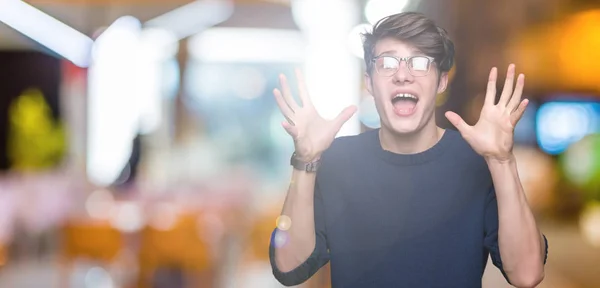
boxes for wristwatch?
[290,152,321,172]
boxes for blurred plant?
[560,134,600,202]
[7,88,66,171]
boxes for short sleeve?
[484,186,549,285]
[269,179,330,286]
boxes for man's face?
[365,38,448,135]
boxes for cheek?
[418,78,440,98]
[372,95,387,111]
[371,79,390,96]
[371,95,391,117]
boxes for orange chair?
[247,212,277,262]
[59,220,124,287]
[245,209,333,288]
[0,242,6,268]
[61,220,123,261]
[137,212,215,288]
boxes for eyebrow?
[376,49,426,58]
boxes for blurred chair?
[0,242,6,269]
[247,211,276,263]
[59,219,124,287]
[137,211,215,288]
[244,204,334,288]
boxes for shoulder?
[322,129,377,160]
[439,130,494,197]
[314,129,377,178]
[443,129,489,171]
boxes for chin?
[383,117,423,136]
[391,123,421,135]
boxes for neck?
[379,121,444,154]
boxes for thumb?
[333,105,358,131]
[445,111,470,134]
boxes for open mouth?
[391,93,419,115]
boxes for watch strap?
[290,152,320,172]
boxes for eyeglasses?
[372,55,435,77]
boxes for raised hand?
[274,69,357,162]
[444,64,529,162]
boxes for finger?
[510,99,529,127]
[483,67,497,107]
[279,74,300,110]
[507,74,525,112]
[284,115,295,126]
[445,111,471,135]
[282,121,299,139]
[273,88,295,120]
[333,105,358,132]
[498,64,515,106]
[295,69,312,108]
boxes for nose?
[393,61,413,84]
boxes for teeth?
[394,93,417,100]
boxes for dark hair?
[362,12,455,75]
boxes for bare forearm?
[274,169,318,272]
[486,155,545,287]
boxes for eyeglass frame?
[371,55,436,77]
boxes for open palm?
[274,69,357,162]
[445,64,529,161]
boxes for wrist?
[485,153,516,166]
[294,152,321,163]
[291,152,321,172]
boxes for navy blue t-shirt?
[270,129,548,287]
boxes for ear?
[437,72,449,94]
[365,72,374,97]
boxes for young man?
[270,12,548,288]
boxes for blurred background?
[0,0,599,287]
